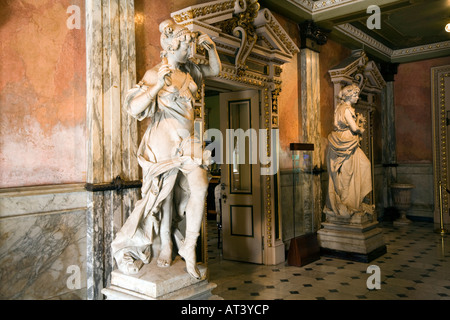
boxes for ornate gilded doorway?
[170,0,299,265]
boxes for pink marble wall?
[0,0,86,188]
[278,58,300,169]
[395,56,450,163]
[272,12,301,169]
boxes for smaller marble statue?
[111,19,221,279]
[323,83,373,220]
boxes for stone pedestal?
[317,218,386,263]
[101,256,221,300]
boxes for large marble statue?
[111,19,221,279]
[323,83,373,219]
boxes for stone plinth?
[101,256,221,300]
[317,220,386,262]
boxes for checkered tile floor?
[206,220,450,300]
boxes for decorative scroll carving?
[354,65,367,91]
[328,50,386,96]
[271,83,282,128]
[216,0,260,75]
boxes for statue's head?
[159,19,196,58]
[338,83,360,102]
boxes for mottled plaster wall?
[393,56,450,220]
[273,11,301,170]
[395,56,450,164]
[0,0,86,188]
[0,1,87,300]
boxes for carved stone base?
[317,221,386,263]
[101,256,222,300]
[393,216,412,226]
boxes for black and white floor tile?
[206,221,450,300]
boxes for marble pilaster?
[85,0,139,300]
[300,48,322,171]
[299,20,328,231]
[380,63,398,210]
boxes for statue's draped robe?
[324,103,372,217]
[111,62,208,266]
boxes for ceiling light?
[446,23,450,32]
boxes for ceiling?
[259,0,450,63]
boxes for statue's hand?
[197,33,215,51]
[356,113,366,126]
[158,62,172,88]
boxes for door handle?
[220,183,227,203]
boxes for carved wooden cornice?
[335,23,450,63]
[379,62,399,82]
[299,19,329,52]
[287,0,355,12]
[172,0,236,24]
[328,50,386,93]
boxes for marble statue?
[111,19,221,280]
[323,83,373,220]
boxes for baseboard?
[320,245,387,263]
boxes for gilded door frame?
[431,65,450,228]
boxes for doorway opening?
[204,81,264,265]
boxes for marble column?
[85,0,139,300]
[380,63,399,210]
[298,20,329,231]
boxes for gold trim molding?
[432,65,450,224]
[335,23,450,63]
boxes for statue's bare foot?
[157,245,172,268]
[178,233,202,280]
[118,253,143,275]
[179,247,201,279]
